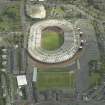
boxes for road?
[75,19,100,98]
[0,32,22,37]
[20,0,30,48]
[26,60,36,105]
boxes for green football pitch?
[41,31,64,51]
[36,70,75,91]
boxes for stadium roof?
[28,19,80,63]
[16,75,27,86]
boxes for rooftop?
[16,75,27,86]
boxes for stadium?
[28,19,80,64]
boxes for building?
[32,67,37,82]
[26,4,46,19]
[16,75,27,87]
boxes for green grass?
[54,7,65,14]
[41,31,64,51]
[36,70,75,91]
[0,3,21,31]
[89,72,101,87]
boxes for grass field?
[0,3,21,31]
[36,70,75,91]
[54,7,65,15]
[89,72,101,87]
[41,31,64,50]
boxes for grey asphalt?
[75,19,100,95]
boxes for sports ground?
[36,69,75,92]
[28,19,80,63]
[41,27,64,51]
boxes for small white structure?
[2,61,7,66]
[2,49,7,52]
[77,27,80,30]
[32,67,37,82]
[81,40,84,43]
[26,4,46,19]
[15,45,18,49]
[1,69,6,72]
[30,0,45,2]
[2,55,7,59]
[16,75,27,86]
[39,0,45,1]
[80,31,83,35]
[79,46,83,49]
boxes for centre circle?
[41,26,64,51]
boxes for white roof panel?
[16,75,27,86]
[33,67,37,82]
